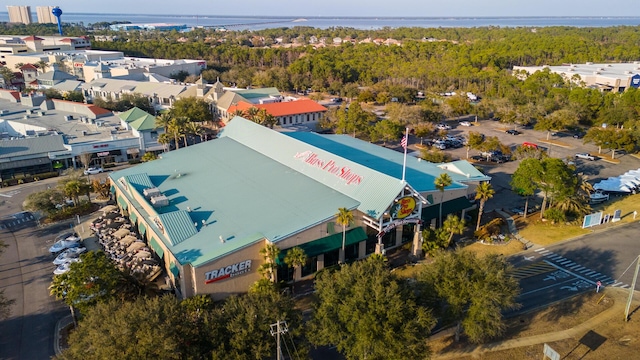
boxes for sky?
[4,0,640,17]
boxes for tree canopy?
[418,250,520,343]
[309,257,435,359]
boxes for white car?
[436,123,452,130]
[84,167,104,175]
[459,121,471,127]
[575,153,596,161]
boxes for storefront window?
[301,256,317,277]
[324,249,339,267]
[277,265,294,282]
[345,243,359,262]
[402,224,415,243]
[365,236,377,255]
[382,230,396,249]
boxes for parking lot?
[419,119,640,212]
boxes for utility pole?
[270,320,288,360]
[625,255,640,322]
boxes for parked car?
[520,123,534,129]
[470,155,485,161]
[573,132,586,139]
[436,123,452,130]
[505,129,521,135]
[459,121,471,127]
[575,153,596,161]
[84,167,103,175]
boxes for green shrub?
[544,208,567,224]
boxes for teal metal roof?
[437,161,491,183]
[231,87,281,100]
[158,211,198,246]
[124,173,154,194]
[118,107,157,131]
[285,132,468,193]
[110,121,360,267]
[221,117,407,219]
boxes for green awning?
[170,262,180,277]
[277,227,367,265]
[149,237,164,258]
[421,196,474,222]
[138,222,146,236]
[129,211,138,224]
[117,195,128,210]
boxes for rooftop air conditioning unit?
[143,187,162,199]
[150,195,169,208]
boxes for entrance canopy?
[277,227,367,265]
[421,196,475,222]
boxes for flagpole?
[402,127,408,182]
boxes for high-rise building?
[6,5,33,25]
[36,6,57,24]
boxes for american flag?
[400,135,408,149]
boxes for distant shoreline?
[1,14,639,30]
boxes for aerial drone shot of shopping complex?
[1,2,640,359]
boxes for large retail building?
[110,117,489,299]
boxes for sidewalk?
[431,287,637,359]
[496,209,535,250]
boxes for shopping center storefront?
[110,116,489,300]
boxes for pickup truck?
[575,153,596,161]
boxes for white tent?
[594,178,632,193]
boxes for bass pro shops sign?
[204,260,252,284]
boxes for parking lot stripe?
[620,284,630,288]
[612,282,624,287]
[535,248,546,253]
[559,260,572,265]
[584,271,596,276]
[508,262,557,280]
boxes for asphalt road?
[507,221,640,316]
[0,178,80,360]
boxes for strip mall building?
[110,117,490,299]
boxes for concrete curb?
[54,315,73,356]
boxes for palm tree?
[258,243,280,282]
[434,173,453,227]
[442,214,466,248]
[336,207,354,263]
[475,182,495,231]
[284,247,307,294]
[157,133,172,152]
[35,60,49,74]
[184,121,204,144]
[155,112,172,130]
[167,117,187,149]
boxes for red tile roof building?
[228,99,327,127]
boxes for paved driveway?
[0,182,74,359]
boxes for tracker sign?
[204,260,252,284]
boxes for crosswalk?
[533,247,629,289]
[508,262,557,279]
[0,211,35,230]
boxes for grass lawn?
[461,239,525,258]
[516,193,640,246]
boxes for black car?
[573,132,586,139]
[505,129,521,135]
[470,155,484,161]
[520,123,534,129]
